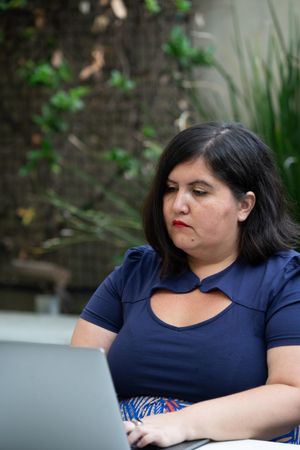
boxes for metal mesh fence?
[0,0,191,306]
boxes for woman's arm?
[126,346,300,448]
[71,318,117,353]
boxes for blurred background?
[1,0,300,342]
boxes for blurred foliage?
[42,123,164,253]
[17,0,300,263]
[167,0,300,221]
[108,70,136,93]
[20,138,60,175]
[175,0,192,14]
[0,0,27,10]
[143,0,191,14]
[144,0,161,14]
[17,1,208,257]
[163,26,214,71]
[19,60,89,175]
[231,1,300,214]
[18,60,72,87]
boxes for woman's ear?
[238,191,256,222]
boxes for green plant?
[43,190,143,252]
[19,138,60,175]
[108,70,136,93]
[18,3,210,257]
[222,2,300,219]
[163,26,214,71]
[143,0,191,14]
[239,1,300,209]
[144,0,161,14]
[18,60,71,87]
[42,127,163,253]
[175,0,191,14]
[19,59,89,174]
[0,0,27,10]
[164,2,300,221]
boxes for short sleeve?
[266,255,300,349]
[80,266,123,333]
[80,246,148,333]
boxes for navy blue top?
[81,245,300,403]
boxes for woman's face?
[163,157,253,263]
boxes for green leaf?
[49,88,88,112]
[103,147,141,178]
[57,62,73,82]
[142,125,157,138]
[108,70,136,93]
[18,60,73,87]
[28,63,59,87]
[144,0,161,14]
[20,138,61,175]
[163,26,214,70]
[143,140,163,160]
[33,104,67,133]
[175,0,191,13]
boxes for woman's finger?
[123,420,135,433]
[126,423,146,446]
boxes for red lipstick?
[172,219,190,228]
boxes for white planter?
[34,294,60,315]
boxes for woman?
[71,122,300,447]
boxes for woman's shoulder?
[117,245,161,298]
[235,249,300,281]
[119,245,161,279]
[122,245,159,266]
[250,250,300,309]
[210,250,300,312]
[123,244,156,259]
[263,249,300,275]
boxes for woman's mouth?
[172,219,190,228]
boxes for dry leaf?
[34,8,45,29]
[78,1,91,14]
[159,74,170,85]
[79,48,105,80]
[91,14,110,33]
[177,99,189,111]
[175,111,191,131]
[195,13,205,28]
[31,133,43,146]
[17,208,36,226]
[111,0,127,19]
[51,49,63,68]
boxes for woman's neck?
[188,253,238,280]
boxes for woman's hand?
[123,411,187,448]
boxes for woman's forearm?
[179,384,300,441]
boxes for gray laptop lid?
[0,341,209,450]
[0,341,130,450]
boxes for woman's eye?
[193,190,206,196]
[165,185,177,193]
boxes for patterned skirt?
[119,395,300,445]
[119,395,192,420]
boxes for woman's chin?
[172,238,198,253]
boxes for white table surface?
[0,311,78,344]
[206,439,296,449]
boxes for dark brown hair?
[143,122,300,276]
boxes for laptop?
[0,341,209,450]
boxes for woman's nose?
[172,191,189,214]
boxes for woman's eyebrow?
[188,180,213,188]
[167,177,213,188]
